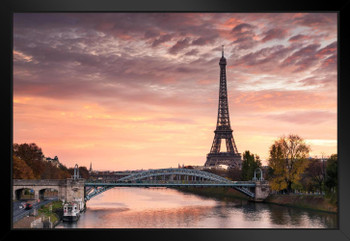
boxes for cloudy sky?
[13,13,337,171]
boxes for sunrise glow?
[13,13,337,170]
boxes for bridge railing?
[85,180,256,188]
[85,179,257,184]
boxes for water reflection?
[56,187,337,229]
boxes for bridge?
[85,168,269,202]
[13,178,85,202]
[13,167,270,212]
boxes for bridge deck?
[84,182,256,187]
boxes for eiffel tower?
[204,46,242,169]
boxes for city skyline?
[13,13,337,170]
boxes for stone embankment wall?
[176,186,337,213]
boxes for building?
[44,156,61,167]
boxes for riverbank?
[265,194,337,213]
[175,187,337,213]
[13,201,63,228]
[38,200,63,225]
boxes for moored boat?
[62,202,80,222]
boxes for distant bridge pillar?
[61,178,85,211]
[61,178,85,202]
[253,181,270,202]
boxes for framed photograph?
[3,0,350,240]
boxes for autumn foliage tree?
[268,134,310,193]
[13,143,45,179]
[13,143,87,179]
[68,166,90,179]
[13,155,35,179]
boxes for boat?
[62,202,80,222]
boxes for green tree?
[325,154,337,203]
[241,150,261,181]
[268,134,310,193]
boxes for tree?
[268,134,310,193]
[68,166,91,179]
[202,168,227,178]
[78,166,90,179]
[304,159,324,192]
[241,150,261,181]
[13,155,35,179]
[13,143,45,179]
[227,167,242,181]
[58,165,71,179]
[41,162,53,179]
[262,166,273,181]
[325,154,337,202]
[13,143,73,179]
[268,144,287,191]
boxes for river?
[56,187,337,229]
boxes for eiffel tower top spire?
[217,46,230,130]
[220,45,227,66]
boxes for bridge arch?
[14,187,35,200]
[38,188,59,200]
[85,168,235,201]
[252,168,264,181]
[117,168,232,183]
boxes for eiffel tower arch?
[205,46,242,169]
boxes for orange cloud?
[13,13,337,170]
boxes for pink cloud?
[231,90,336,112]
[265,110,336,125]
[13,13,337,169]
[261,28,288,42]
[288,34,309,42]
